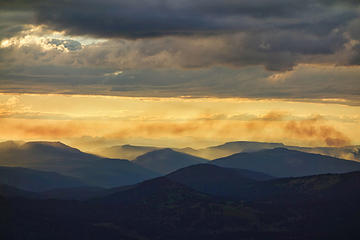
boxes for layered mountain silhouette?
[212,148,360,177]
[133,148,208,174]
[180,141,360,161]
[187,141,285,159]
[97,141,360,161]
[107,169,360,203]
[285,145,360,161]
[3,170,360,240]
[0,166,86,191]
[165,163,360,202]
[0,141,159,187]
[1,139,360,240]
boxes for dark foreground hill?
[234,170,360,202]
[166,164,273,198]
[213,148,360,177]
[167,164,360,202]
[133,148,208,174]
[2,170,360,240]
[0,141,159,187]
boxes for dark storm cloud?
[1,0,360,70]
[34,1,359,38]
[1,64,360,105]
[348,18,360,40]
[1,0,360,101]
[347,44,360,65]
[0,0,358,38]
[0,10,34,39]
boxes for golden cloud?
[0,103,354,148]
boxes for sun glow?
[0,93,359,150]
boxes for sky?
[0,0,360,150]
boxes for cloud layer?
[0,0,360,102]
[1,94,359,148]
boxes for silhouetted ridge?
[21,141,81,153]
[99,177,209,205]
[182,141,360,161]
[0,141,21,150]
[213,147,360,177]
[0,141,159,187]
[134,148,208,174]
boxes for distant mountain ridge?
[95,140,360,161]
[0,141,159,188]
[212,147,360,177]
[1,140,359,189]
[190,141,286,159]
[21,141,81,153]
[133,148,209,174]
[181,141,360,161]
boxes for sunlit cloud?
[0,94,358,149]
[0,24,105,51]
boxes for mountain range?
[95,144,160,160]
[212,148,360,177]
[1,139,360,239]
[191,141,360,161]
[94,141,360,161]
[0,141,159,187]
[1,140,360,189]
